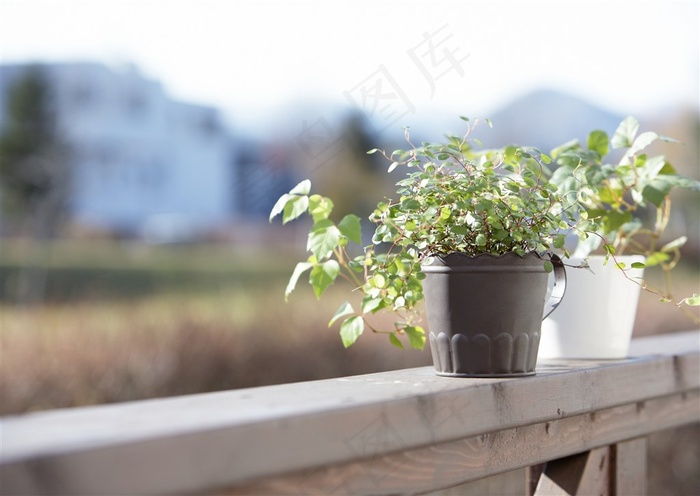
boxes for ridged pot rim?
[421,251,553,271]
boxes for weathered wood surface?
[1,330,698,496]
[613,437,647,496]
[226,390,696,495]
[531,437,647,496]
[534,446,612,495]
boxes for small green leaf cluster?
[270,118,583,348]
[369,125,575,261]
[550,116,700,307]
[270,179,426,349]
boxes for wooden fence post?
[531,437,648,495]
[534,446,611,495]
[526,464,545,496]
[612,437,647,496]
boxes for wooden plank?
[533,437,648,496]
[1,331,697,495]
[613,438,647,496]
[526,464,546,496]
[436,469,526,496]
[222,390,698,495]
[534,447,611,495]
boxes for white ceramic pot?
[539,255,645,359]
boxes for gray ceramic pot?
[422,252,566,377]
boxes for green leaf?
[657,160,677,175]
[269,193,291,222]
[289,179,311,195]
[310,259,340,298]
[340,316,364,347]
[587,130,609,157]
[550,138,580,159]
[644,251,671,267]
[641,181,671,207]
[404,325,426,350]
[285,262,313,300]
[619,131,659,166]
[372,273,386,288]
[361,296,386,314]
[282,195,309,224]
[389,333,405,349]
[658,134,682,144]
[631,262,646,269]
[366,148,379,154]
[611,116,639,149]
[329,301,355,327]
[640,155,667,178]
[543,260,554,273]
[681,293,700,306]
[652,174,700,192]
[338,214,362,244]
[308,194,334,222]
[601,210,633,234]
[660,236,687,252]
[629,131,658,156]
[307,219,341,260]
[400,198,421,211]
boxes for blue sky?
[1,0,698,133]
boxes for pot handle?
[542,253,567,320]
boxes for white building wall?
[0,62,237,238]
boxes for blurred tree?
[302,111,393,223]
[0,66,72,303]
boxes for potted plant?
[540,116,700,359]
[270,118,577,377]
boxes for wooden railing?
[1,330,698,495]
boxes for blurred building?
[0,62,293,241]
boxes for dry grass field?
[0,240,434,414]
